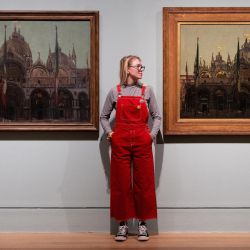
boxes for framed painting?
[0,11,99,131]
[163,7,250,135]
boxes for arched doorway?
[79,91,90,122]
[30,88,50,120]
[198,88,210,115]
[214,89,226,111]
[0,82,25,120]
[239,92,249,113]
[52,88,73,120]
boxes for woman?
[100,55,161,241]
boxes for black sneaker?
[114,222,128,241]
[138,221,149,241]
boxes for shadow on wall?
[99,117,164,235]
[99,118,116,194]
[99,132,111,193]
[155,129,164,189]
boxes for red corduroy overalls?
[110,84,157,221]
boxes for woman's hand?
[107,131,114,140]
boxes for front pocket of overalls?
[145,129,153,144]
[120,103,142,122]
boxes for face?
[127,58,145,84]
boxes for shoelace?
[117,225,127,235]
[138,225,147,235]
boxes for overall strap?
[117,84,122,97]
[141,84,146,98]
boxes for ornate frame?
[163,7,250,135]
[0,11,99,131]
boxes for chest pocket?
[119,102,142,122]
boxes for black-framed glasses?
[129,64,145,71]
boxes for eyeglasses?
[129,64,145,72]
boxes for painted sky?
[0,20,90,68]
[180,24,250,75]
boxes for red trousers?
[110,88,157,221]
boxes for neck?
[126,79,137,86]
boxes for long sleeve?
[147,86,161,139]
[100,88,116,134]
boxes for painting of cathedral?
[0,21,91,124]
[180,25,250,119]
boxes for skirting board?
[0,208,250,232]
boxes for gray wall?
[1,0,250,232]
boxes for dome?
[47,49,75,70]
[59,50,69,66]
[0,27,32,62]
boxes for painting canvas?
[0,11,99,131]
[163,7,250,135]
[180,25,250,119]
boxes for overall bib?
[110,84,157,221]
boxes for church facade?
[0,25,90,122]
[181,38,250,118]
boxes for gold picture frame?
[0,11,99,131]
[163,7,250,135]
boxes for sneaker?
[114,222,128,241]
[138,221,149,241]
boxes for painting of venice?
[0,20,91,123]
[180,24,250,118]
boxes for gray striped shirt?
[100,84,161,139]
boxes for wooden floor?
[1,233,250,249]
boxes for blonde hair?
[119,55,141,85]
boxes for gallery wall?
[1,0,250,232]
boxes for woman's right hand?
[107,131,114,140]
